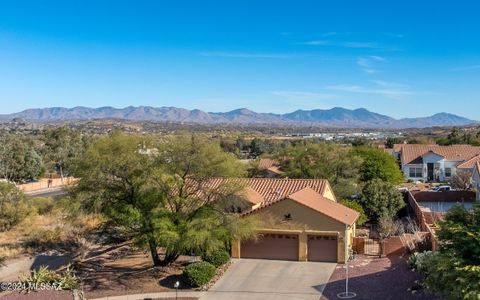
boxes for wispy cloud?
[356,56,387,74]
[199,52,297,59]
[452,65,480,71]
[321,32,353,37]
[301,40,380,49]
[325,81,417,100]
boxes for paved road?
[0,254,73,282]
[202,259,336,300]
[24,186,67,198]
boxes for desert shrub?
[0,182,33,232]
[202,250,230,267]
[31,197,55,215]
[409,251,434,272]
[26,227,66,249]
[53,196,83,219]
[57,267,81,290]
[19,265,80,291]
[183,261,216,287]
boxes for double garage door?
[240,233,337,262]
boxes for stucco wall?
[252,199,347,232]
[444,160,462,180]
[234,199,353,263]
[404,159,464,182]
[322,184,336,202]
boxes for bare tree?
[450,170,472,190]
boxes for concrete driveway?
[202,259,336,300]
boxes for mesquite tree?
[75,132,254,266]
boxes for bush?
[0,182,32,232]
[19,265,80,291]
[31,197,55,215]
[203,250,230,267]
[409,251,435,272]
[26,227,65,249]
[183,261,216,287]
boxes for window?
[409,167,423,178]
[445,168,452,177]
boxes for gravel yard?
[320,254,439,300]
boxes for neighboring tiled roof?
[257,158,278,170]
[397,144,480,165]
[393,144,405,153]
[200,178,330,203]
[457,154,480,169]
[243,187,359,226]
[257,158,284,175]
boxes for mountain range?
[0,106,477,129]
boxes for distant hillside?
[0,106,477,129]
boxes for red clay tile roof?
[257,158,284,175]
[243,187,264,204]
[243,187,359,225]
[200,178,330,203]
[257,158,279,170]
[393,144,405,153]
[397,144,480,165]
[457,154,480,169]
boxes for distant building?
[256,158,284,178]
[394,144,480,182]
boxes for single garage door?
[241,233,299,261]
[307,235,338,262]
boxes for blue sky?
[1,1,480,119]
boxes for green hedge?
[202,250,230,267]
[183,261,216,287]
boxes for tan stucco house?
[224,178,359,263]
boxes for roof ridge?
[243,186,359,225]
[457,153,480,168]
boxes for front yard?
[78,245,200,299]
[320,254,438,300]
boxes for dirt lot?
[320,254,439,300]
[1,243,203,300]
[78,245,200,299]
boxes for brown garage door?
[241,233,298,261]
[307,235,338,262]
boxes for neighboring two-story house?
[394,144,480,182]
